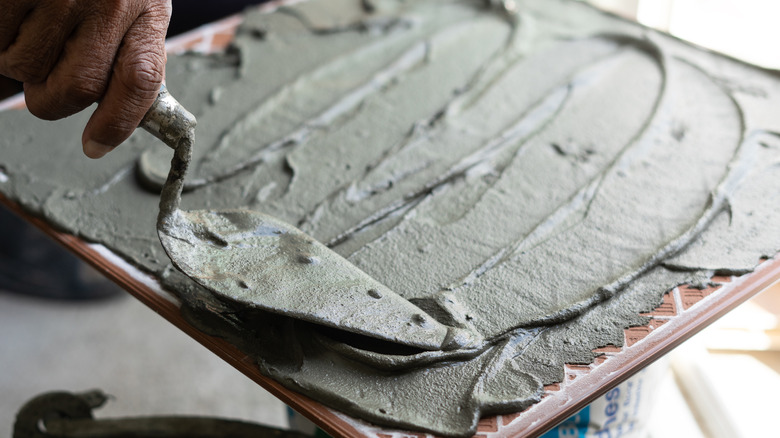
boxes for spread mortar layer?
[2,0,780,436]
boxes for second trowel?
[139,86,475,351]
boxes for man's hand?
[0,0,172,158]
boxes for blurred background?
[587,0,780,68]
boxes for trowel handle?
[139,85,197,150]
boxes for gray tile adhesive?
[2,0,780,435]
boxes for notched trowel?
[139,86,477,351]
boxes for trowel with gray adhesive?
[139,86,476,352]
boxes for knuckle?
[148,0,173,19]
[59,0,79,15]
[62,73,106,107]
[117,52,165,95]
[100,0,138,24]
[2,56,49,83]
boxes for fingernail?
[83,140,114,159]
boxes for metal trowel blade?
[158,208,458,351]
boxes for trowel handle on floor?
[139,85,197,150]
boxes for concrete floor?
[0,288,288,436]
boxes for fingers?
[0,1,33,52]
[0,2,79,84]
[82,4,170,158]
[23,10,129,121]
[1,0,172,158]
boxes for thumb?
[82,8,169,158]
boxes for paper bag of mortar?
[542,359,667,438]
